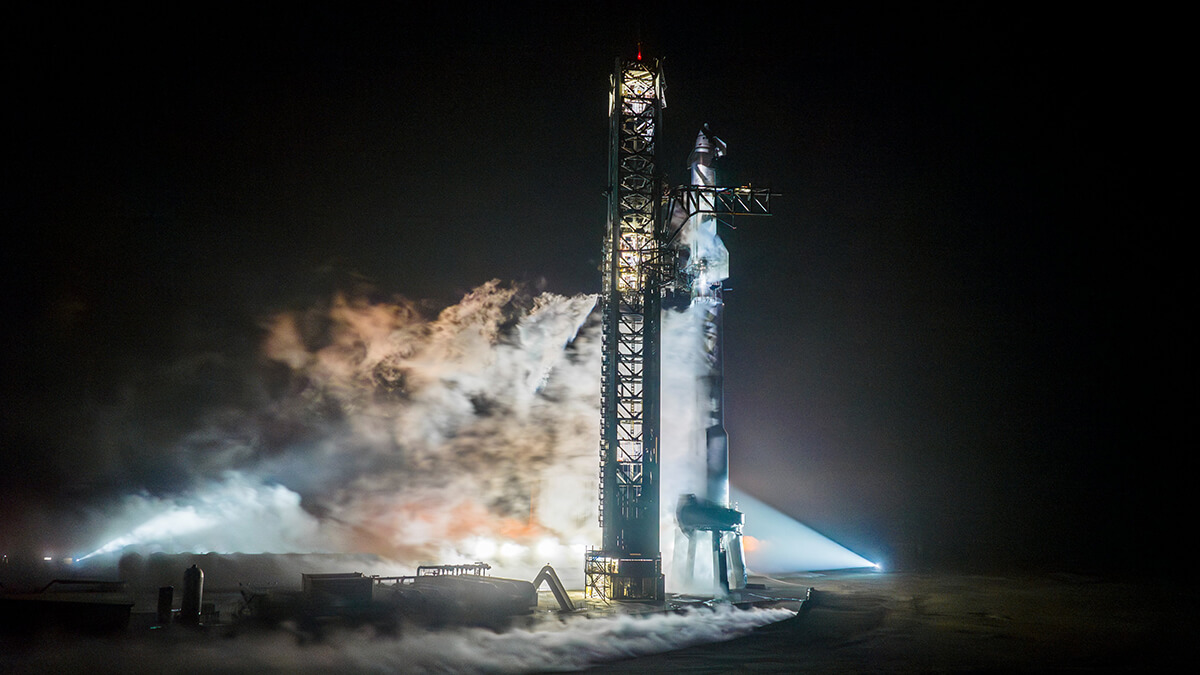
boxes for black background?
[2,5,1182,574]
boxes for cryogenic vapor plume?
[3,605,795,674]
[659,303,717,590]
[76,281,605,581]
[64,278,866,581]
[255,281,604,565]
[71,278,732,585]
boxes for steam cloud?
[67,281,611,583]
[12,274,860,585]
[32,273,731,588]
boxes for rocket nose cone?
[693,126,727,159]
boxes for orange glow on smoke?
[345,493,551,560]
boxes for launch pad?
[1,51,789,642]
[1,553,806,640]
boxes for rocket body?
[683,126,730,510]
[673,126,746,595]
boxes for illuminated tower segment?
[587,56,665,601]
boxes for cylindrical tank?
[179,565,203,625]
[156,586,173,626]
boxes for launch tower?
[586,54,775,602]
[587,55,666,602]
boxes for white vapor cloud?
[72,278,865,585]
[3,606,795,674]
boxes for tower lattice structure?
[587,56,666,602]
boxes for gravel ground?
[584,570,1199,673]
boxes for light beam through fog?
[74,281,869,583]
[733,487,875,572]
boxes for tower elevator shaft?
[586,56,666,602]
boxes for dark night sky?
[2,6,1180,574]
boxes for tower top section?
[609,57,665,119]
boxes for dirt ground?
[586,570,1199,673]
[4,568,1196,672]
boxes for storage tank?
[179,565,203,625]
